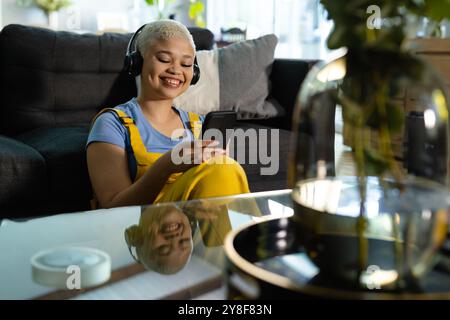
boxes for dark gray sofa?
[0,24,315,218]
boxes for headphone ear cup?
[191,62,200,85]
[124,225,143,247]
[125,51,143,77]
[124,54,132,76]
[131,52,143,77]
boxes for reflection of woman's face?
[144,208,193,271]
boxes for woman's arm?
[87,140,225,208]
[87,142,173,208]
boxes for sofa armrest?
[0,135,47,215]
[268,59,320,130]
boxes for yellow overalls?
[89,107,250,209]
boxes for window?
[206,0,333,59]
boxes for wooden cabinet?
[343,38,450,159]
[406,38,450,93]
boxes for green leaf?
[189,1,204,20]
[424,0,450,21]
[364,148,390,176]
[327,26,347,49]
[366,106,381,129]
[386,102,405,133]
[366,102,404,133]
[339,92,364,127]
[35,0,71,13]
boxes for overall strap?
[91,108,154,180]
[188,112,202,140]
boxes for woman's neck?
[136,95,176,123]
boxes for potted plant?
[289,0,450,290]
[144,0,205,27]
[16,0,72,29]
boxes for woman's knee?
[200,156,247,181]
[197,156,248,192]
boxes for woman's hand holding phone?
[167,140,227,173]
[201,111,237,149]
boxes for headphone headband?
[126,24,147,60]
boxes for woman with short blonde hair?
[86,20,249,209]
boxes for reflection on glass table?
[0,190,292,300]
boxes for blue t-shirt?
[87,98,204,181]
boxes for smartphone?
[201,110,237,148]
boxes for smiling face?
[137,206,193,274]
[140,37,195,101]
[150,208,192,255]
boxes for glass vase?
[288,49,450,291]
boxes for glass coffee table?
[0,189,293,300]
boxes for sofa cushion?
[219,35,281,119]
[172,34,282,119]
[0,25,135,136]
[16,127,92,214]
[0,135,48,210]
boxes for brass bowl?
[224,216,450,300]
